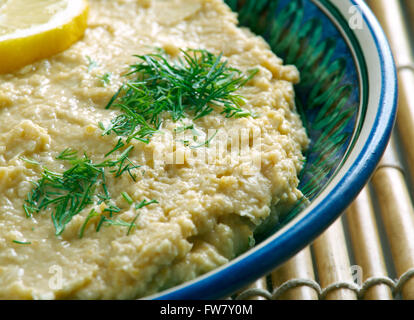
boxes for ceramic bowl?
[150,0,397,299]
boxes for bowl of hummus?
[0,0,396,300]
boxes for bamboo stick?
[371,170,414,297]
[346,187,392,300]
[270,247,318,300]
[312,219,357,300]
[371,139,414,299]
[368,0,414,185]
[366,0,414,299]
[367,0,413,65]
[402,1,414,40]
[242,277,269,300]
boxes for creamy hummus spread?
[0,0,308,299]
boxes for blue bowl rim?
[151,0,398,300]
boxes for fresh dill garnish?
[79,202,142,238]
[174,124,202,142]
[19,156,41,166]
[127,199,158,235]
[121,191,133,205]
[23,48,255,237]
[96,215,133,233]
[12,240,31,245]
[103,202,121,217]
[86,56,99,72]
[105,145,141,181]
[104,138,125,157]
[99,72,112,86]
[190,130,219,149]
[24,150,108,235]
[93,199,158,236]
[135,199,158,210]
[79,208,99,238]
[56,148,78,161]
[101,49,258,143]
[174,124,194,134]
[127,213,141,236]
[24,148,143,236]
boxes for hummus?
[0,0,309,299]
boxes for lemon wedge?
[0,0,89,74]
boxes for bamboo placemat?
[232,0,414,300]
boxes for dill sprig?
[86,56,99,72]
[23,148,144,236]
[24,150,108,235]
[99,72,112,86]
[95,199,158,236]
[101,49,258,143]
[127,199,158,235]
[121,191,133,205]
[12,240,32,245]
[190,129,219,149]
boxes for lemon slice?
[0,0,89,74]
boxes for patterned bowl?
[150,0,397,299]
